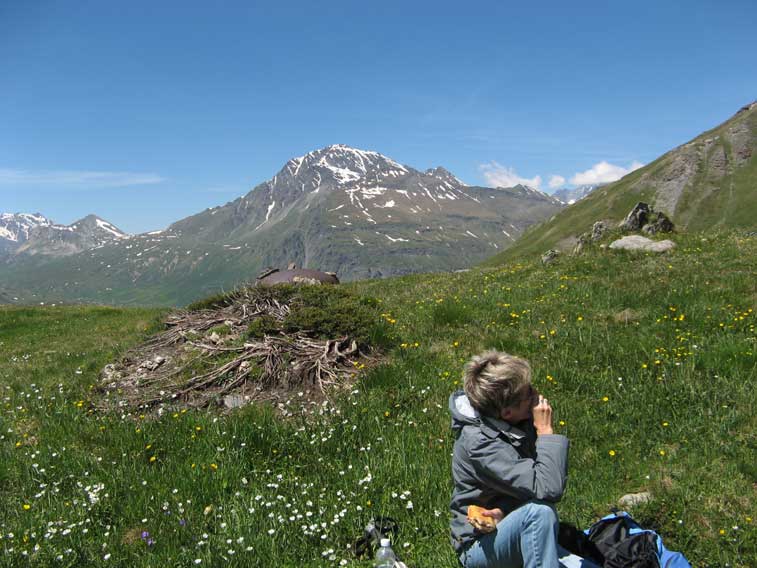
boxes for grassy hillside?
[1,231,755,566]
[485,104,757,264]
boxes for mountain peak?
[69,215,129,239]
[425,166,466,186]
[278,144,409,187]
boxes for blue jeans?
[459,502,599,568]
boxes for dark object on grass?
[557,522,603,564]
[257,267,339,286]
[585,511,691,568]
[352,517,399,559]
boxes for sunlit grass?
[0,231,755,566]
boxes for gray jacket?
[449,390,570,554]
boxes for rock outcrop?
[572,221,608,255]
[619,202,674,234]
[641,212,675,235]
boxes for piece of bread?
[466,505,497,533]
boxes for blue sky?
[1,0,756,233]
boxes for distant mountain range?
[486,101,757,262]
[0,145,563,305]
[551,184,603,205]
[0,213,128,259]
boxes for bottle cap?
[380,538,390,547]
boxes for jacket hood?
[449,389,481,431]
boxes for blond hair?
[463,351,532,417]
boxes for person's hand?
[533,394,553,436]
[480,508,504,524]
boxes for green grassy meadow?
[1,231,755,566]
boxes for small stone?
[101,364,122,382]
[223,394,246,409]
[208,332,221,344]
[541,249,559,265]
[614,308,642,324]
[572,233,590,255]
[618,491,652,508]
[139,359,160,371]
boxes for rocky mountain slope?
[485,101,757,262]
[0,213,128,259]
[1,145,562,306]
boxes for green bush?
[279,285,392,349]
[245,315,279,339]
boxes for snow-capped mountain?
[0,213,53,243]
[2,145,563,305]
[1,213,128,258]
[551,184,603,205]
[169,144,562,243]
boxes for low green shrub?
[280,285,392,349]
[245,315,279,339]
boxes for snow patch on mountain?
[96,218,129,239]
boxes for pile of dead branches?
[97,287,372,412]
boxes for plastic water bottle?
[374,538,396,567]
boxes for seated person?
[449,351,595,568]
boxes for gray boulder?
[609,235,676,253]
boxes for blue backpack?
[583,511,691,568]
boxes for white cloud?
[570,161,643,186]
[548,175,566,189]
[479,161,542,189]
[0,168,165,188]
